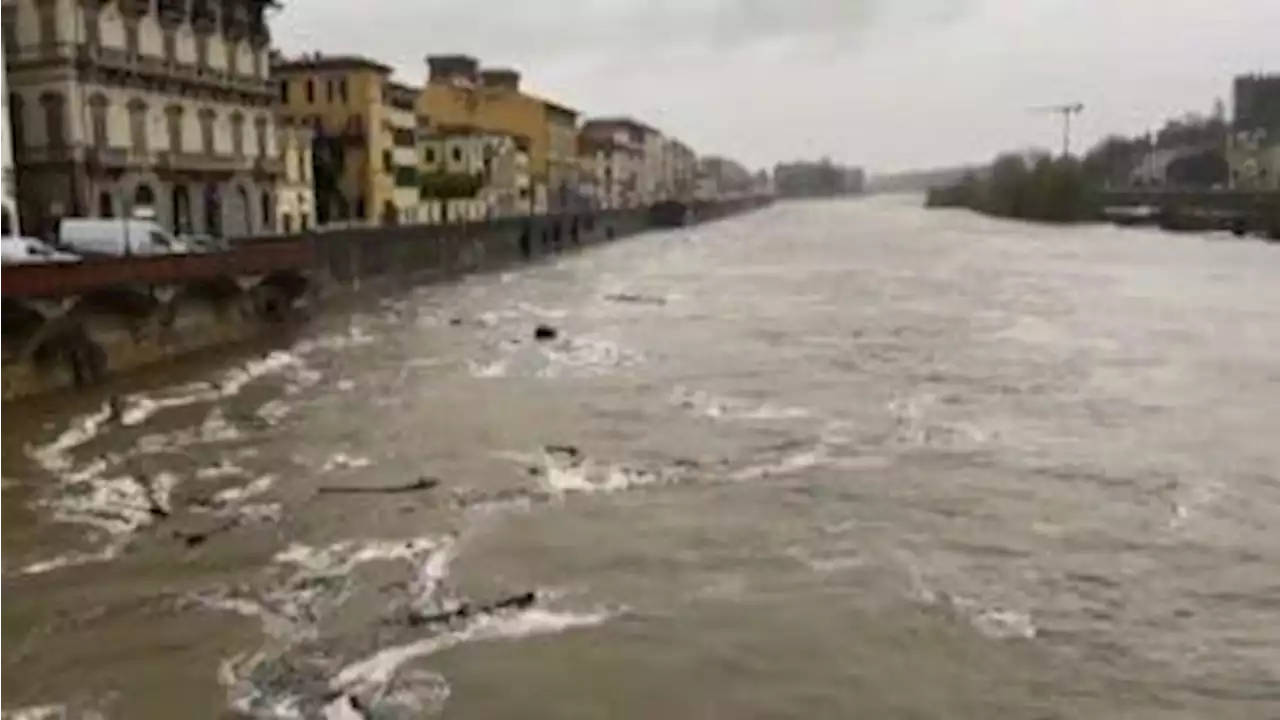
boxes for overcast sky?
[273,0,1279,174]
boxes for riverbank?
[1,198,772,402]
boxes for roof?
[273,54,392,75]
[583,116,659,136]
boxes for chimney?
[480,68,521,92]
[426,54,480,85]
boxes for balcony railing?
[156,151,249,174]
[5,43,271,97]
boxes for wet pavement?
[4,196,1280,719]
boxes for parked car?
[2,235,82,264]
[177,232,230,252]
[55,218,190,257]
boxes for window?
[282,214,293,234]
[163,30,176,62]
[199,108,215,154]
[40,91,66,149]
[37,2,56,48]
[451,146,463,163]
[148,230,172,248]
[89,94,108,148]
[261,191,272,227]
[338,78,348,103]
[195,34,209,67]
[255,116,268,157]
[305,79,315,104]
[424,147,436,164]
[382,150,392,173]
[98,191,114,218]
[326,79,335,102]
[166,105,183,152]
[278,80,289,104]
[128,99,148,153]
[124,19,139,57]
[227,39,239,75]
[230,112,245,156]
[2,5,17,52]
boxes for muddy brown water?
[4,196,1280,719]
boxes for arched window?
[89,93,109,148]
[127,98,148,152]
[135,184,156,209]
[260,190,272,227]
[230,110,245,156]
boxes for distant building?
[697,155,753,199]
[577,131,643,209]
[773,159,865,199]
[420,57,579,213]
[1227,129,1279,190]
[1233,73,1280,133]
[581,117,664,205]
[418,124,531,222]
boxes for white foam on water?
[538,336,642,377]
[219,351,305,398]
[196,460,248,481]
[730,446,826,482]
[319,453,373,472]
[670,386,811,422]
[255,400,292,425]
[28,403,113,475]
[212,474,277,505]
[327,606,613,699]
[18,545,123,576]
[273,537,447,579]
[467,359,508,378]
[335,378,356,392]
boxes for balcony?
[253,156,285,177]
[85,146,153,171]
[156,151,249,174]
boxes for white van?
[56,218,190,257]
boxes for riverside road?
[3,196,1278,719]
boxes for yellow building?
[418,56,579,213]
[273,54,420,225]
[275,121,316,233]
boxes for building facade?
[696,155,753,200]
[418,123,531,222]
[580,117,660,206]
[577,130,642,209]
[419,56,579,213]
[3,0,281,238]
[274,119,313,232]
[1227,129,1279,190]
[2,48,17,235]
[274,54,412,226]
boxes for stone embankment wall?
[2,200,771,400]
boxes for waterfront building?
[2,0,282,238]
[273,119,313,232]
[580,117,662,205]
[577,129,643,209]
[273,54,419,226]
[417,122,532,222]
[697,155,754,200]
[420,56,579,213]
[2,48,17,235]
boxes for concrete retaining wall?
[2,199,771,401]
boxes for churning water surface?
[3,196,1279,719]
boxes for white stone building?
[274,119,313,233]
[2,50,18,235]
[580,117,656,206]
[2,0,281,238]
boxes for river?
[4,196,1279,719]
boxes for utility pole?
[1029,102,1085,158]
